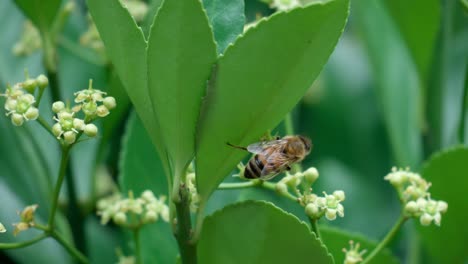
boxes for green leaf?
[202,0,245,54]
[320,226,399,264]
[147,0,217,177]
[196,0,349,200]
[87,0,168,171]
[354,0,423,167]
[383,0,440,79]
[419,147,468,263]
[198,201,333,264]
[13,0,61,30]
[119,112,178,264]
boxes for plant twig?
[48,145,70,229]
[309,217,321,239]
[0,234,48,249]
[174,184,197,264]
[133,228,142,264]
[50,229,89,264]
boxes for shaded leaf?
[13,0,61,30]
[196,0,349,200]
[198,200,333,264]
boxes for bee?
[227,135,312,180]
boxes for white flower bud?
[420,213,433,226]
[73,118,85,130]
[333,190,345,201]
[96,105,109,117]
[141,190,156,203]
[84,123,98,137]
[52,123,63,138]
[303,167,319,184]
[113,212,127,225]
[24,107,38,120]
[103,96,116,110]
[82,101,97,115]
[143,210,158,223]
[437,201,448,213]
[325,208,337,221]
[305,203,321,219]
[63,131,77,144]
[5,98,17,111]
[52,101,65,113]
[337,203,345,217]
[0,222,6,233]
[161,206,170,222]
[22,79,37,92]
[36,74,48,88]
[11,113,24,126]
[404,201,419,215]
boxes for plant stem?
[133,228,141,264]
[48,145,70,229]
[361,215,407,264]
[0,234,47,249]
[218,180,262,189]
[309,217,321,239]
[50,229,89,264]
[174,184,197,264]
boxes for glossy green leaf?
[87,0,168,171]
[147,0,217,177]
[198,201,333,264]
[419,147,468,263]
[119,112,178,264]
[383,0,439,79]
[13,0,61,30]
[321,226,399,264]
[202,0,245,54]
[196,0,349,199]
[354,0,423,167]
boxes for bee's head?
[298,135,312,154]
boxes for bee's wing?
[247,139,287,154]
[260,151,292,179]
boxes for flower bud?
[82,101,97,115]
[0,222,6,233]
[325,208,337,221]
[63,131,77,144]
[5,98,17,111]
[303,167,319,184]
[84,123,98,137]
[52,101,65,113]
[96,105,109,117]
[36,74,48,88]
[420,213,433,226]
[113,212,127,225]
[11,113,24,126]
[103,96,116,110]
[144,210,158,223]
[20,204,38,223]
[52,123,63,138]
[437,201,448,213]
[24,107,39,120]
[305,203,321,219]
[141,190,156,203]
[22,79,37,92]
[404,201,419,215]
[333,190,345,201]
[73,118,85,131]
[275,182,288,195]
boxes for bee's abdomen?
[244,155,264,179]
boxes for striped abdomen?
[244,154,266,179]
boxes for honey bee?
[227,135,312,180]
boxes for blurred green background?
[0,0,467,263]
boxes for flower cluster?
[275,167,346,221]
[97,190,169,227]
[12,204,38,236]
[1,74,48,126]
[12,21,42,56]
[51,80,115,145]
[342,240,367,264]
[385,167,448,226]
[186,172,200,213]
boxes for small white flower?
[52,101,65,113]
[342,240,366,264]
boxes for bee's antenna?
[226,142,248,151]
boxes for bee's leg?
[275,136,280,140]
[226,142,248,151]
[286,166,291,171]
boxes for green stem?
[133,228,141,264]
[48,145,70,229]
[174,184,197,264]
[262,181,299,202]
[51,229,89,264]
[362,215,407,264]
[0,234,47,249]
[218,180,262,189]
[35,87,46,107]
[309,217,321,239]
[36,116,55,138]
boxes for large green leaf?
[419,147,468,263]
[119,112,178,264]
[354,0,423,167]
[198,201,333,264]
[13,0,61,30]
[321,226,399,264]
[87,0,168,172]
[383,0,440,79]
[202,0,245,54]
[196,0,349,199]
[147,0,217,178]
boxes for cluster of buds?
[51,80,115,145]
[385,167,448,226]
[1,74,48,126]
[275,167,346,221]
[97,190,169,227]
[121,0,149,22]
[12,21,42,56]
[342,240,367,264]
[80,15,106,61]
[266,0,302,11]
[117,255,135,264]
[12,204,38,236]
[186,170,200,213]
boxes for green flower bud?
[143,210,158,223]
[52,123,63,138]
[325,208,337,221]
[63,131,77,144]
[303,167,319,184]
[11,113,24,126]
[333,190,345,201]
[36,74,48,88]
[275,182,288,195]
[113,212,127,225]
[22,79,37,92]
[52,101,65,113]
[404,201,419,215]
[305,203,321,219]
[420,213,433,226]
[84,123,98,137]
[24,107,39,120]
[103,96,116,110]
[82,101,97,116]
[5,98,17,111]
[73,118,85,131]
